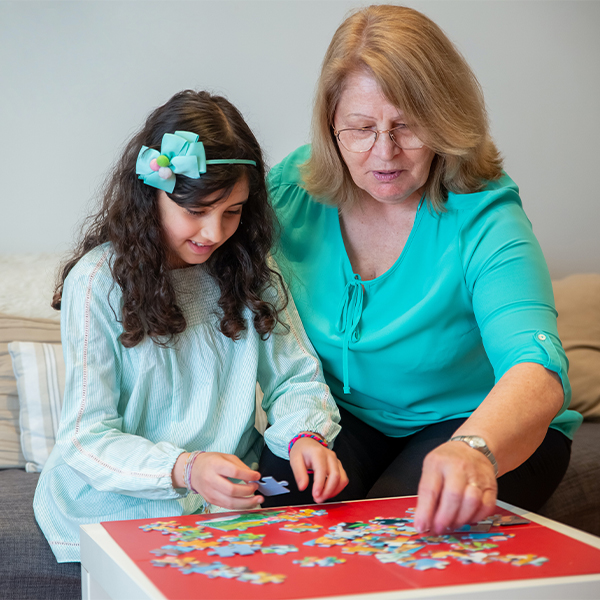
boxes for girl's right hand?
[174,452,264,510]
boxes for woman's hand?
[413,441,497,535]
[173,452,263,510]
[289,437,349,503]
[413,364,563,534]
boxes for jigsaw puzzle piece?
[252,476,290,496]
[207,543,259,558]
[237,570,286,584]
[280,522,323,533]
[260,545,298,555]
[150,545,195,557]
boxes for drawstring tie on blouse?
[336,274,364,394]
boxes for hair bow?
[135,130,256,193]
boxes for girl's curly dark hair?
[53,90,287,347]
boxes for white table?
[80,501,600,600]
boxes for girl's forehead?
[195,177,250,208]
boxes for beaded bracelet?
[183,450,205,494]
[288,432,328,455]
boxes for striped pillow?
[8,342,65,472]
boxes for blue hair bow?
[135,130,256,193]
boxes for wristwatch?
[449,435,498,477]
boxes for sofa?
[1,254,599,600]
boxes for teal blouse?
[269,145,582,440]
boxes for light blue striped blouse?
[34,244,340,563]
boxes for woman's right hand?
[173,452,264,510]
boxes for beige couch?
[537,273,600,533]
[0,256,598,598]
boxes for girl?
[34,90,347,564]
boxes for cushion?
[8,341,64,472]
[0,313,61,469]
[553,274,600,420]
[0,253,62,321]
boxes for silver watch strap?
[449,435,498,477]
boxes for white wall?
[1,0,598,277]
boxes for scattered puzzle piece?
[451,541,498,552]
[496,554,549,567]
[453,523,492,533]
[150,545,195,557]
[280,522,323,533]
[260,545,298,555]
[179,561,226,576]
[303,535,347,548]
[411,558,450,571]
[140,521,179,534]
[237,571,286,584]
[383,541,424,554]
[293,556,346,567]
[176,539,221,550]
[375,551,419,565]
[484,514,531,527]
[151,556,199,569]
[207,543,260,558]
[341,544,380,555]
[220,533,265,543]
[210,565,251,579]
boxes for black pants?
[259,405,571,511]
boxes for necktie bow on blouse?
[336,275,364,394]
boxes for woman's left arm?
[415,185,570,534]
[414,362,563,534]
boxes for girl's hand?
[289,437,349,503]
[174,452,264,510]
[413,441,497,535]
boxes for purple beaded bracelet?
[288,432,328,455]
[183,450,204,494]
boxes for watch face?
[468,437,486,449]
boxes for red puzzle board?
[101,497,600,600]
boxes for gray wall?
[1,0,598,277]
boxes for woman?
[259,4,582,534]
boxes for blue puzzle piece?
[180,562,226,575]
[252,476,290,496]
[411,558,450,571]
[150,545,195,557]
[207,544,260,558]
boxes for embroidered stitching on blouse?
[50,541,80,546]
[74,250,109,435]
[71,250,169,479]
[71,437,168,478]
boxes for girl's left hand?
[289,437,349,503]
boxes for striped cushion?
[8,342,65,472]
[0,313,61,469]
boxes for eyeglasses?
[333,125,424,153]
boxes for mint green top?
[268,145,582,441]
[34,243,340,562]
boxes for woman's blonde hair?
[302,4,503,211]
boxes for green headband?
[135,130,257,193]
